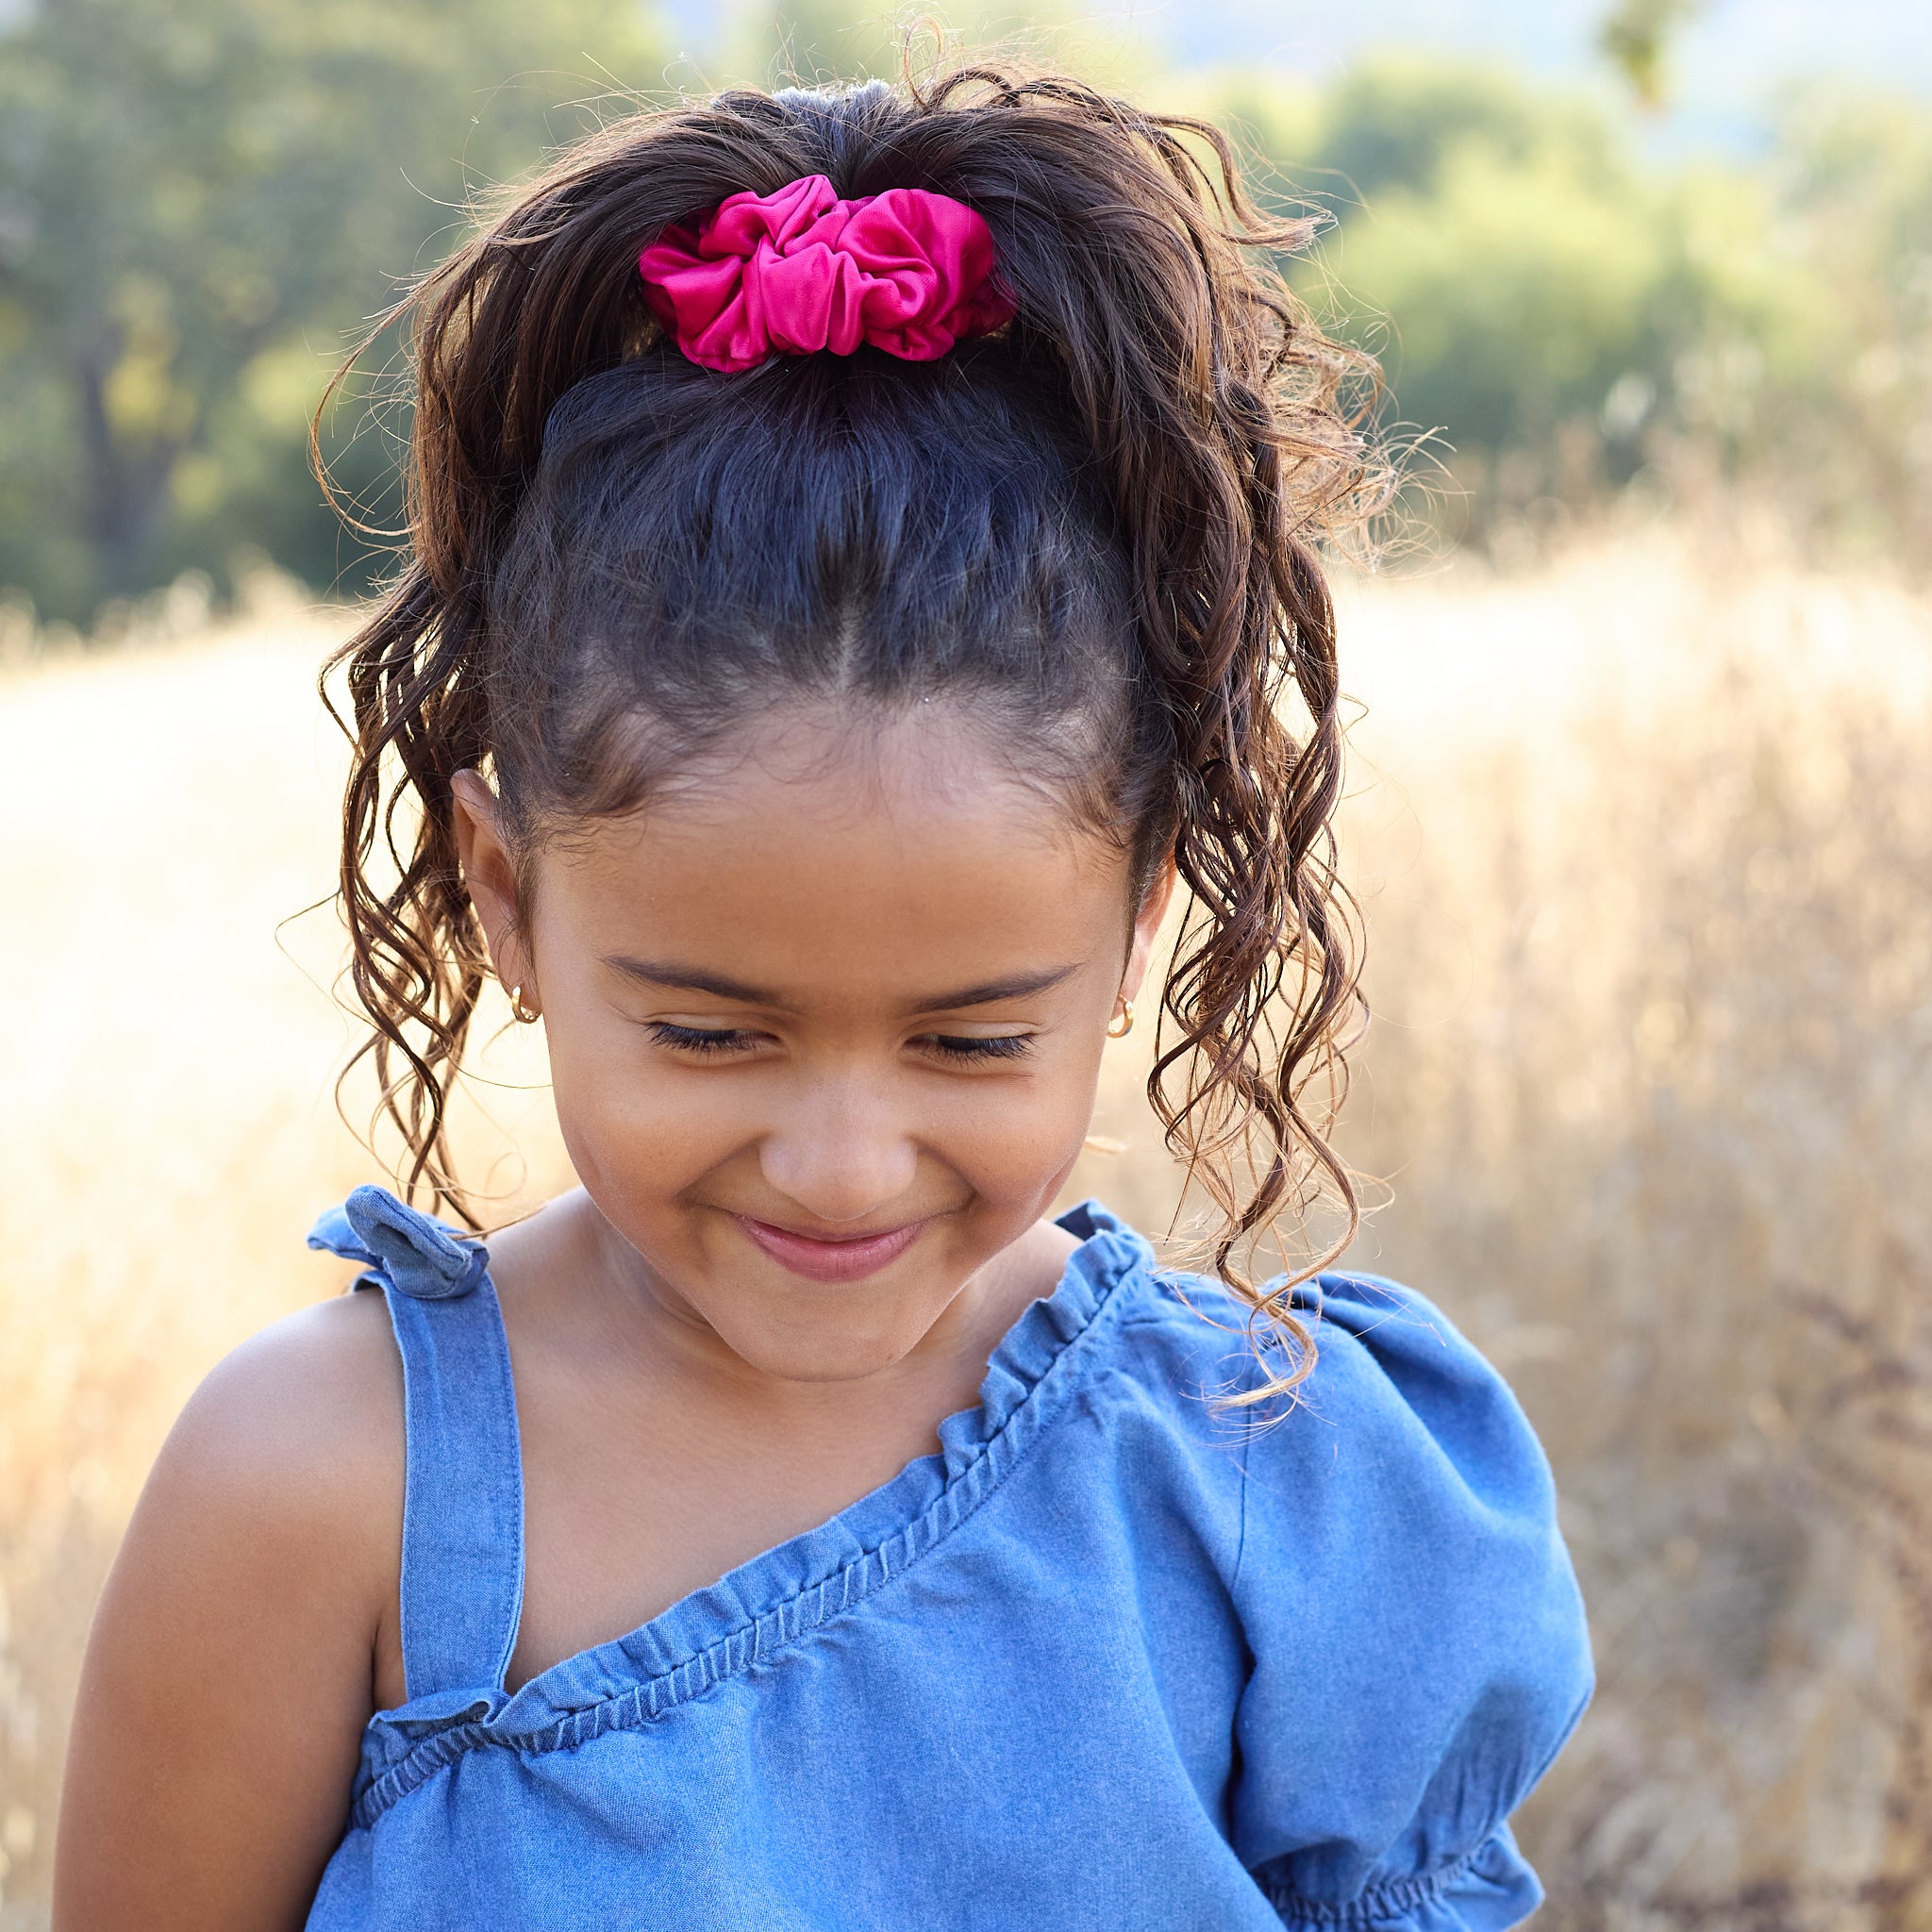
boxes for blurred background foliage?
[0,0,660,623]
[2,0,1930,626]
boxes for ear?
[1121,858,1177,1006]
[450,771,534,999]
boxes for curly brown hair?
[319,64,1381,1396]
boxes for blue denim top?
[303,1187,1592,1931]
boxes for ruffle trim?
[1261,1828,1543,1932]
[345,1201,1156,1828]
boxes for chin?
[717,1305,935,1385]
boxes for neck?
[546,1188,1069,1431]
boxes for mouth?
[733,1212,930,1283]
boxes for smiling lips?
[735,1213,929,1282]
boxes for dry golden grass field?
[3,527,1931,1927]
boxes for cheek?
[545,1027,747,1206]
[937,1037,1109,1210]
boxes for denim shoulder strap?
[307,1185,526,1702]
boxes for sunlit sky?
[1147,0,1928,80]
[665,0,1932,149]
[1155,0,1932,146]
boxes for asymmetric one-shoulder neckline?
[308,1190,1163,1819]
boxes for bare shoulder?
[124,1283,407,1688]
[160,1284,403,1538]
[54,1290,404,1928]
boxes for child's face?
[453,704,1170,1383]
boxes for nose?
[757,1074,921,1226]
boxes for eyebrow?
[604,957,1082,1014]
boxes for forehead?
[537,704,1130,994]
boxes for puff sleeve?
[1226,1273,1594,1929]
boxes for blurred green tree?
[1766,86,1932,552]
[719,0,1111,91]
[0,0,665,623]
[1208,58,1682,516]
[1597,0,1707,110]
[1206,55,1880,542]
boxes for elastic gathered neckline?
[348,1202,1158,1828]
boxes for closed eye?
[647,1022,762,1056]
[646,1023,1034,1064]
[913,1033,1034,1063]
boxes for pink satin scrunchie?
[638,175,1016,375]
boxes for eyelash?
[645,1023,1034,1063]
[647,1023,758,1056]
[920,1032,1033,1063]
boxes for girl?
[55,67,1591,1931]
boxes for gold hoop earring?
[1107,998,1135,1039]
[509,984,541,1024]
